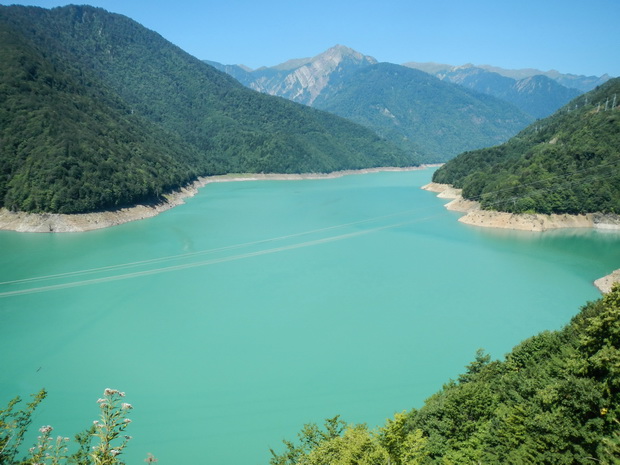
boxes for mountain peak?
[310,45,377,70]
[250,45,377,105]
[319,44,377,64]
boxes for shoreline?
[422,182,620,232]
[422,182,620,293]
[0,166,428,234]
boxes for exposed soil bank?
[0,167,427,233]
[422,182,620,232]
[422,182,620,293]
[594,270,620,294]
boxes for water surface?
[1,169,618,465]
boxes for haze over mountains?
[209,45,609,162]
[406,61,610,92]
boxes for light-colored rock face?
[594,269,620,294]
[259,45,377,105]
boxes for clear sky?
[2,0,619,77]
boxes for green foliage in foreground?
[0,388,146,465]
[432,78,620,214]
[271,286,620,464]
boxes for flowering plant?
[91,389,133,465]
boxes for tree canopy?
[433,78,620,214]
[0,5,416,214]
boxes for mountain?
[312,63,534,161]
[222,45,378,106]
[476,64,612,92]
[212,46,534,162]
[432,78,620,215]
[405,61,611,93]
[0,6,416,214]
[404,63,584,119]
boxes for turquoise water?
[1,168,619,465]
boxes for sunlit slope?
[433,78,620,214]
[0,5,415,214]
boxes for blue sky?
[2,0,619,77]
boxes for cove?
[1,168,619,465]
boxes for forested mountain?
[433,78,620,214]
[0,6,415,214]
[311,63,534,161]
[270,285,620,464]
[404,63,583,119]
[0,11,203,214]
[211,46,534,162]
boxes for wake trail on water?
[0,208,443,298]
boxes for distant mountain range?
[405,61,610,93]
[209,46,611,162]
[404,62,610,118]
[0,7,415,214]
[208,46,536,162]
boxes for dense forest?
[0,5,416,214]
[269,286,620,465]
[312,63,534,161]
[3,286,619,464]
[433,78,620,214]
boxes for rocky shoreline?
[422,182,620,231]
[422,182,620,293]
[0,166,426,233]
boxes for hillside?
[312,63,534,161]
[270,285,620,464]
[404,63,583,119]
[211,46,534,163]
[432,78,620,215]
[0,6,415,214]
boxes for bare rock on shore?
[421,182,461,199]
[595,269,620,294]
[445,197,480,213]
[422,182,620,232]
[422,182,620,294]
[459,210,595,231]
[0,178,209,233]
[0,167,426,233]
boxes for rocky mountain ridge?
[404,61,611,92]
[208,45,534,162]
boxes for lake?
[1,168,618,465]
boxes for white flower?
[121,403,133,410]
